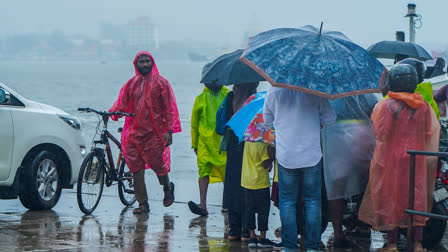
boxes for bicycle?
[76,107,136,214]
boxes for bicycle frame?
[92,117,123,180]
[77,107,136,214]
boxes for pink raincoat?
[358,92,439,231]
[109,51,181,175]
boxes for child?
[241,141,277,248]
[359,64,440,252]
[189,83,229,216]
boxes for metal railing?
[406,150,448,251]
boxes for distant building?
[126,17,159,51]
[100,21,125,42]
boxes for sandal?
[414,249,426,252]
[163,182,175,207]
[188,201,209,216]
[413,244,427,252]
[133,203,150,214]
[379,243,399,252]
[228,236,241,241]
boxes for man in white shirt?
[263,87,336,252]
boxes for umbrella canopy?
[367,40,432,61]
[226,92,275,144]
[240,25,387,99]
[200,49,265,85]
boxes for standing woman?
[216,82,259,241]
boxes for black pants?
[228,206,248,237]
[244,188,270,231]
[224,140,248,237]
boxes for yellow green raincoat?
[383,82,440,119]
[191,86,230,183]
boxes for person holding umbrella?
[188,82,229,216]
[240,24,386,251]
[216,82,259,242]
[263,87,335,251]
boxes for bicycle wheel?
[77,151,105,214]
[118,158,136,206]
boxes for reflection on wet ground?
[1,191,448,251]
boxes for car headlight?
[58,115,81,130]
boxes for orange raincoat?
[358,91,440,231]
[109,51,181,175]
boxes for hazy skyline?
[2,0,447,49]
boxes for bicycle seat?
[118,127,123,133]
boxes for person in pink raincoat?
[109,51,182,214]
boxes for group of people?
[108,51,444,252]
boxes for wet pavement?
[2,186,448,252]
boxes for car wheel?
[19,151,62,210]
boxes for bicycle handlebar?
[77,107,135,117]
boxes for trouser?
[387,227,423,243]
[133,168,169,205]
[133,168,148,205]
[228,207,249,237]
[244,188,270,231]
[278,160,322,250]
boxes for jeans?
[278,160,322,250]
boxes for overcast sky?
[2,0,447,49]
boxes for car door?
[0,88,14,182]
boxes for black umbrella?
[200,49,265,85]
[367,40,432,61]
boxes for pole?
[406,153,416,252]
[409,16,415,43]
[406,3,417,43]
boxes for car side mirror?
[0,89,6,104]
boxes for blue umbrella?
[226,92,274,144]
[240,25,387,99]
[201,49,265,85]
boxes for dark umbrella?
[200,49,265,85]
[240,25,386,99]
[367,40,432,61]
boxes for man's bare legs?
[158,174,169,187]
[133,168,149,214]
[158,174,175,207]
[188,174,209,216]
[199,175,209,211]
[329,199,345,240]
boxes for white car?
[0,82,86,210]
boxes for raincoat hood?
[388,91,424,109]
[133,51,159,76]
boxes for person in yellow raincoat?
[188,83,229,216]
